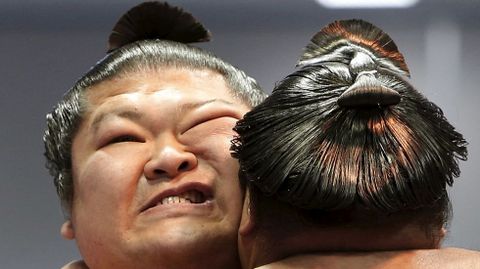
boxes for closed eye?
[183,116,226,134]
[107,135,143,145]
[181,116,239,138]
[182,112,241,135]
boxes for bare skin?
[236,186,480,269]
[58,66,479,269]
[256,248,480,269]
[62,249,480,269]
[62,67,250,269]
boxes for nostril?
[153,169,167,175]
[178,161,190,172]
[145,151,197,179]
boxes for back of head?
[232,19,467,245]
[44,1,266,215]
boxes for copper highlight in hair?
[300,19,410,77]
[232,20,467,213]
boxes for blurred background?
[1,0,479,267]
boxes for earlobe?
[435,227,447,247]
[61,220,75,240]
[440,227,447,238]
[239,191,255,236]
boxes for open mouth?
[141,187,213,213]
[158,190,207,205]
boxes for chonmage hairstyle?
[232,19,467,225]
[43,1,267,215]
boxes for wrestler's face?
[65,67,248,269]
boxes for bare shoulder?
[413,248,480,268]
[254,248,480,269]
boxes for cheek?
[196,134,240,180]
[70,146,149,264]
[189,122,236,159]
[199,136,244,222]
[72,149,147,227]
[217,174,243,231]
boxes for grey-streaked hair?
[44,40,267,215]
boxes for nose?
[144,137,198,180]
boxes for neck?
[240,222,440,269]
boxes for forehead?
[85,67,238,107]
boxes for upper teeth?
[159,190,204,205]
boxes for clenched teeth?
[159,190,206,205]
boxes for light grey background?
[1,0,479,268]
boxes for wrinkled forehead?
[84,67,238,107]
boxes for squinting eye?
[183,116,237,136]
[108,135,142,144]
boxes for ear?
[239,190,255,237]
[60,220,75,240]
[440,227,447,238]
[434,227,447,247]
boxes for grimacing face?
[61,67,249,269]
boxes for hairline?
[44,40,267,216]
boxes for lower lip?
[139,200,215,220]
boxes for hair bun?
[108,1,212,53]
[298,19,410,77]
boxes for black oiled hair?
[43,2,267,216]
[232,20,467,219]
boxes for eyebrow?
[90,108,143,134]
[90,98,236,133]
[177,98,235,114]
